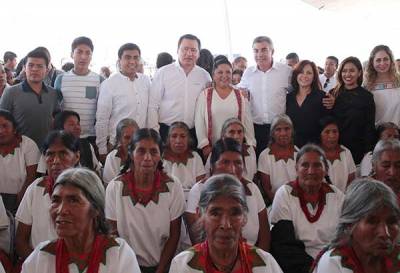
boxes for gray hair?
[331,178,400,248]
[115,118,139,146]
[252,36,274,49]
[371,139,400,168]
[220,118,245,138]
[54,168,109,234]
[269,114,294,145]
[199,174,248,215]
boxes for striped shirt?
[55,70,104,137]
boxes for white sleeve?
[90,144,102,171]
[194,91,209,149]
[20,241,46,273]
[24,137,40,166]
[345,148,356,174]
[237,68,250,89]
[96,80,113,155]
[103,153,120,184]
[360,152,372,177]
[242,97,256,147]
[115,238,141,273]
[105,180,119,221]
[269,186,292,224]
[186,183,201,213]
[15,182,36,225]
[148,69,163,131]
[143,75,152,128]
[193,152,206,178]
[0,196,8,229]
[36,155,47,174]
[257,250,284,273]
[257,149,270,174]
[312,251,343,273]
[169,180,186,221]
[251,184,266,212]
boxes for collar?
[22,80,48,93]
[0,134,22,157]
[175,61,197,74]
[163,148,194,165]
[251,59,277,73]
[118,71,138,81]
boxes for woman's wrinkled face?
[223,123,244,145]
[320,123,339,150]
[374,150,400,194]
[168,127,189,154]
[272,122,292,147]
[0,117,16,145]
[203,196,246,252]
[132,139,161,175]
[45,140,80,180]
[50,184,96,239]
[212,151,244,180]
[380,128,400,141]
[120,126,136,148]
[296,151,326,189]
[352,206,399,257]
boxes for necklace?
[294,180,326,223]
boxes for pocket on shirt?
[85,86,97,99]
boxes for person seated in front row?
[170,174,283,273]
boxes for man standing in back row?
[238,36,292,157]
[148,34,211,145]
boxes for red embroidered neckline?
[37,176,55,196]
[289,180,333,223]
[162,148,194,165]
[268,143,296,162]
[0,134,22,157]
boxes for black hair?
[0,110,18,131]
[177,34,201,50]
[210,138,243,172]
[197,49,214,76]
[212,55,231,75]
[41,130,80,155]
[118,43,141,59]
[120,128,163,174]
[53,111,80,130]
[26,48,50,66]
[286,52,299,61]
[71,36,94,53]
[326,56,339,66]
[156,52,174,69]
[232,69,243,77]
[62,62,74,72]
[318,116,340,143]
[3,51,16,63]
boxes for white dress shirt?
[319,74,337,93]
[96,72,151,154]
[148,62,211,130]
[238,61,292,125]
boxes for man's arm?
[147,70,164,131]
[96,81,113,158]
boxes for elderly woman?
[371,139,400,198]
[0,110,40,213]
[21,168,141,273]
[105,128,185,273]
[318,116,356,192]
[16,131,80,260]
[269,144,344,269]
[170,174,283,273]
[195,55,255,159]
[37,111,101,175]
[364,45,400,126]
[103,118,139,184]
[205,118,257,181]
[258,114,298,202]
[332,56,376,164]
[186,138,270,251]
[312,178,400,272]
[361,122,400,176]
[163,121,206,192]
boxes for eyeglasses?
[323,78,330,89]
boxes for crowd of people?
[0,33,399,273]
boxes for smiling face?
[213,63,232,89]
[373,50,391,74]
[203,196,246,252]
[50,184,96,239]
[352,206,399,258]
[45,140,80,180]
[296,64,314,89]
[341,62,361,89]
[119,49,140,78]
[131,138,161,175]
[0,116,16,145]
[320,123,339,150]
[253,41,273,70]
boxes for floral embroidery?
[325,146,345,165]
[0,134,22,157]
[268,144,297,163]
[187,241,266,272]
[120,170,172,206]
[41,236,119,273]
[163,148,194,166]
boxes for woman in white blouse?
[364,44,400,126]
[318,116,356,192]
[195,55,255,159]
[103,118,139,184]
